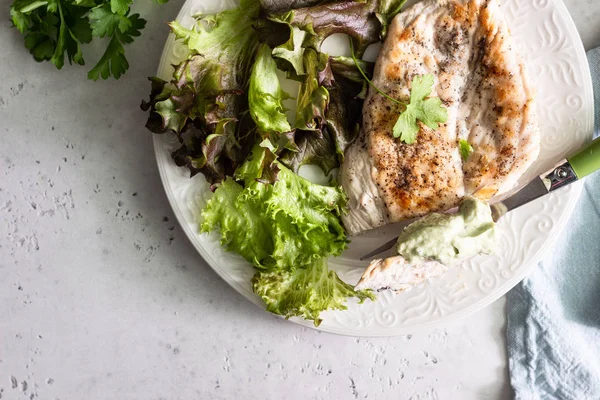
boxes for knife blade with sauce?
[360,135,600,261]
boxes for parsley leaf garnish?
[459,139,473,161]
[350,41,447,144]
[392,75,448,144]
[10,0,159,80]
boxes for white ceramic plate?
[153,0,594,335]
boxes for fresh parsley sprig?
[9,0,160,80]
[391,74,448,143]
[350,41,447,144]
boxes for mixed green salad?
[142,0,408,325]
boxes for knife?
[359,135,600,261]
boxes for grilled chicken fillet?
[340,0,540,235]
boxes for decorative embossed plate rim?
[152,0,594,335]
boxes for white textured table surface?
[1,1,598,399]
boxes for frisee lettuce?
[254,258,374,326]
[202,146,348,271]
[201,145,373,324]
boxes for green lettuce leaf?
[253,257,374,326]
[202,146,347,270]
[272,24,307,76]
[294,49,330,131]
[201,177,273,266]
[201,146,371,324]
[168,2,258,88]
[248,44,292,134]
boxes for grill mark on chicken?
[339,0,540,235]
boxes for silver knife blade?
[359,159,578,261]
[358,236,403,261]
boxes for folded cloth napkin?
[507,47,600,399]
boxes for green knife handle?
[567,136,600,179]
